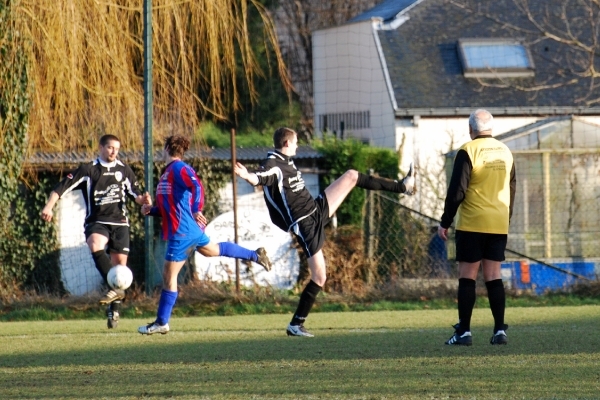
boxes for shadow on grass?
[2,316,599,370]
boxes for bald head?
[469,109,494,135]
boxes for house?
[312,0,600,218]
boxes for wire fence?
[364,148,600,291]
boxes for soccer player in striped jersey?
[138,135,271,335]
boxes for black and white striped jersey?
[52,158,142,227]
[255,150,317,233]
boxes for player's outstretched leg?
[216,243,272,272]
[355,162,416,194]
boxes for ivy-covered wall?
[0,0,38,296]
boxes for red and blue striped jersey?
[149,160,205,240]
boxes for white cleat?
[402,162,416,195]
[286,324,314,337]
[138,321,170,335]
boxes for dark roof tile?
[350,0,600,114]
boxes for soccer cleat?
[490,324,509,345]
[401,162,416,195]
[106,306,119,329]
[138,321,170,335]
[286,323,314,337]
[445,323,472,346]
[99,289,125,305]
[255,247,272,272]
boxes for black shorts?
[293,194,331,258]
[455,230,507,263]
[84,223,130,255]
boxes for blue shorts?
[165,232,211,262]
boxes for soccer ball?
[107,264,133,290]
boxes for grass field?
[1,306,599,399]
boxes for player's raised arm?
[234,162,259,186]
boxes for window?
[458,38,535,78]
[319,111,370,133]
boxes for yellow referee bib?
[455,137,514,234]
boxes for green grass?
[1,306,599,399]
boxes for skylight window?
[458,38,535,78]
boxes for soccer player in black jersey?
[235,127,416,337]
[40,134,150,329]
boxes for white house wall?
[313,21,396,149]
[57,191,102,296]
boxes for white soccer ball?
[107,264,133,290]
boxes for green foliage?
[195,121,274,149]
[220,0,303,135]
[0,0,36,293]
[313,135,400,226]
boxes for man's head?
[99,134,121,162]
[164,135,190,158]
[273,127,298,156]
[468,109,494,138]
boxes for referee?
[438,109,516,346]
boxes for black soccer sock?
[91,250,112,284]
[457,278,476,334]
[485,279,506,333]
[111,301,121,313]
[290,280,322,326]
[356,172,405,193]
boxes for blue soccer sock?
[218,242,257,262]
[156,289,178,326]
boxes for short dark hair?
[273,127,297,149]
[164,135,190,158]
[100,134,120,146]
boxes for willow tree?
[18,0,291,152]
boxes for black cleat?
[445,323,472,346]
[490,324,509,345]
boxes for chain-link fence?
[364,148,600,291]
[363,191,451,279]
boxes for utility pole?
[143,0,154,295]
